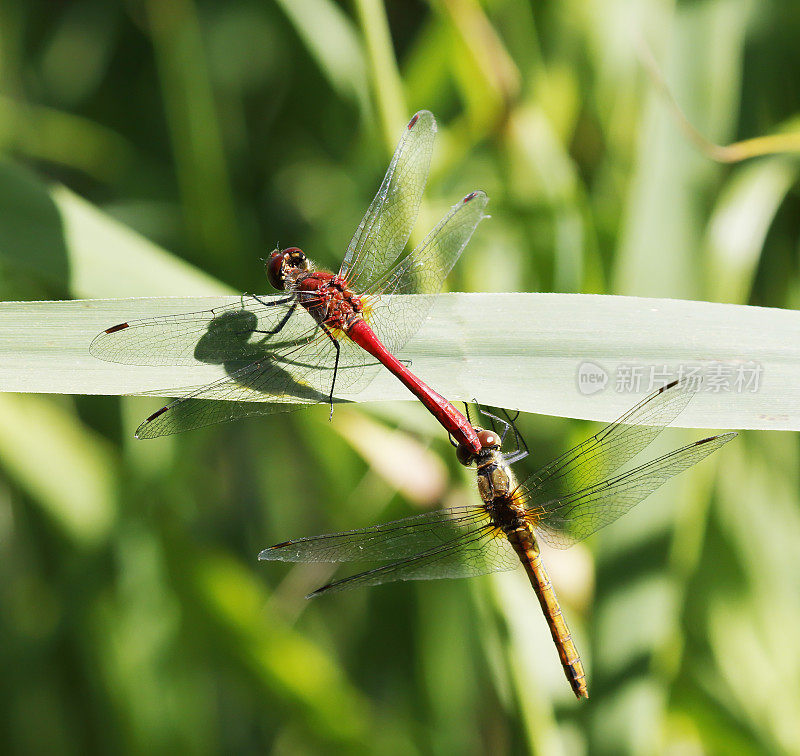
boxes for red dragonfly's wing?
[130,341,337,438]
[90,296,308,367]
[365,190,488,355]
[90,296,379,438]
[259,506,518,597]
[338,110,436,294]
[340,110,488,356]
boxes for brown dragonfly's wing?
[261,507,491,562]
[522,379,698,507]
[306,533,518,598]
[364,190,489,355]
[338,111,436,295]
[133,334,375,439]
[259,506,519,597]
[524,433,736,549]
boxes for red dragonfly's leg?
[249,299,299,336]
[319,322,340,420]
[246,293,295,308]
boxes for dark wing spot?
[306,583,332,599]
[696,433,737,445]
[104,322,129,334]
[144,406,168,422]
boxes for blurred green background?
[2,0,800,753]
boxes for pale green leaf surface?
[0,292,796,430]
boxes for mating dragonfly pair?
[91,111,735,699]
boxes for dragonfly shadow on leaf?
[190,308,351,406]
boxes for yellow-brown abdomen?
[509,527,588,699]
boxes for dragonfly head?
[267,247,309,290]
[456,428,501,466]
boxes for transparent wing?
[307,531,518,597]
[526,433,736,549]
[258,506,519,596]
[260,506,492,562]
[90,296,308,366]
[339,110,436,295]
[365,190,489,355]
[523,379,696,507]
[91,294,395,438]
[133,334,375,438]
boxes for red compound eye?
[266,250,288,290]
[267,248,307,290]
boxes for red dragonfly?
[259,380,736,699]
[91,111,487,449]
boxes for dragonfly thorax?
[477,458,517,503]
[482,482,526,534]
[296,271,365,332]
[267,247,310,290]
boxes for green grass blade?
[0,292,796,430]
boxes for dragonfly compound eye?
[477,429,500,451]
[283,247,308,270]
[456,442,476,466]
[266,250,288,290]
[267,248,308,290]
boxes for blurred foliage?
[1,0,800,754]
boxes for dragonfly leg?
[502,432,529,466]
[478,408,510,444]
[478,407,529,464]
[503,408,529,464]
[248,292,296,308]
[250,299,299,337]
[320,323,340,420]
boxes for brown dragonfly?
[259,379,736,698]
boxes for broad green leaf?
[0,292,796,430]
[52,186,233,298]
